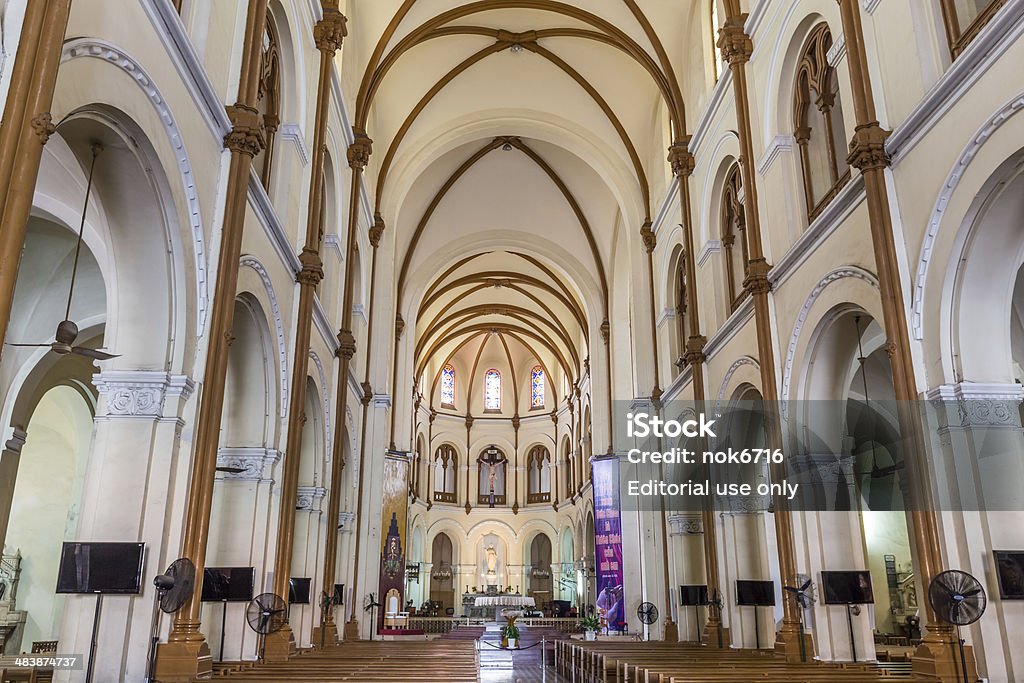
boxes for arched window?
[530,366,546,409]
[721,164,748,311]
[433,445,457,503]
[440,364,456,408]
[484,369,501,411]
[254,18,282,191]
[939,0,1005,57]
[527,446,551,503]
[711,0,725,81]
[673,254,689,374]
[793,23,849,222]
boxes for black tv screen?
[821,570,874,605]
[201,567,255,602]
[333,583,345,605]
[55,542,145,594]
[289,577,312,604]
[736,580,775,606]
[994,551,1024,600]
[680,585,708,606]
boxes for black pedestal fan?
[146,558,196,682]
[246,593,288,661]
[928,570,987,683]
[363,593,382,641]
[783,577,812,662]
[637,602,659,641]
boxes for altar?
[463,592,535,619]
[473,595,535,609]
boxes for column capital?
[336,329,357,360]
[92,371,195,419]
[684,335,708,365]
[847,121,892,171]
[296,247,324,286]
[369,213,386,247]
[718,17,753,66]
[395,314,406,340]
[743,258,773,296]
[347,132,373,170]
[600,319,610,344]
[667,139,695,178]
[640,221,656,253]
[314,9,348,54]
[224,104,265,156]
[30,112,56,144]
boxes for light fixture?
[510,43,524,54]
[502,142,513,151]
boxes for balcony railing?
[433,491,457,504]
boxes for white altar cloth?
[473,595,535,608]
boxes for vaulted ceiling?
[339,1,712,408]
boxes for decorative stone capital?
[717,17,753,66]
[640,221,656,253]
[667,514,703,536]
[30,112,56,144]
[369,213,386,248]
[395,314,406,340]
[296,247,324,286]
[465,414,474,429]
[743,258,773,296]
[216,447,281,481]
[550,410,558,425]
[347,132,373,170]
[313,9,348,54]
[224,104,265,156]
[667,140,695,178]
[296,486,327,511]
[336,329,357,360]
[926,383,1024,429]
[600,319,610,344]
[847,121,891,171]
[93,371,195,419]
[684,335,708,365]
[511,415,521,430]
[360,382,373,406]
[337,510,356,532]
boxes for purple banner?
[592,456,626,630]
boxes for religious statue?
[485,544,498,574]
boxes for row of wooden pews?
[215,640,478,682]
[555,640,907,683]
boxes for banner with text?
[592,456,626,631]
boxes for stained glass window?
[531,366,545,408]
[441,364,455,407]
[484,369,501,410]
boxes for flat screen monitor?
[679,585,708,606]
[201,567,255,602]
[55,542,145,594]
[821,570,875,605]
[333,583,345,605]
[736,580,775,606]
[994,551,1024,600]
[289,577,312,605]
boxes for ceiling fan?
[5,144,118,362]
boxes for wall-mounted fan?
[246,592,287,660]
[783,577,813,662]
[928,570,987,683]
[4,144,118,362]
[636,601,658,625]
[146,558,196,682]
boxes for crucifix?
[479,445,506,508]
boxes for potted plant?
[502,616,521,649]
[580,615,600,641]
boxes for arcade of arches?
[0,1,1023,682]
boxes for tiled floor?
[477,623,568,683]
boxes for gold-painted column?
[263,5,347,658]
[331,131,373,642]
[835,2,966,680]
[718,10,811,660]
[668,140,729,648]
[157,2,270,680]
[0,0,72,359]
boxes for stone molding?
[667,514,703,535]
[278,122,309,166]
[926,382,1024,429]
[296,486,327,511]
[216,447,281,481]
[93,371,194,418]
[338,511,356,532]
[60,38,210,333]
